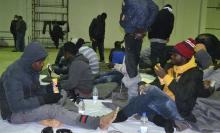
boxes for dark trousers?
[124,34,143,78]
[16,32,25,52]
[94,71,123,85]
[12,34,17,49]
[150,42,168,67]
[92,39,104,61]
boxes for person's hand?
[99,107,119,130]
[203,80,211,89]
[139,84,146,95]
[43,93,62,104]
[154,64,166,78]
[194,43,206,52]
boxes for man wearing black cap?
[148,4,175,67]
[0,41,117,130]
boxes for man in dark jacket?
[16,16,26,52]
[89,13,107,62]
[114,39,211,133]
[0,42,117,129]
[120,0,158,100]
[148,4,175,67]
[10,15,18,52]
[59,42,94,98]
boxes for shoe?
[41,126,53,133]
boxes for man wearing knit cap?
[0,42,117,130]
[113,38,211,133]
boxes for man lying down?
[0,42,118,130]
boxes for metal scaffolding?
[32,0,69,47]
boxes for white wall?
[0,0,218,48]
[69,0,124,48]
[0,0,32,46]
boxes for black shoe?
[56,129,73,133]
[164,120,174,133]
[41,126,53,133]
[152,115,174,133]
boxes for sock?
[113,110,128,123]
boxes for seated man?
[194,43,220,91]
[59,42,94,98]
[113,39,212,133]
[53,38,100,75]
[0,42,117,129]
[109,40,125,64]
[74,38,100,75]
[195,33,220,64]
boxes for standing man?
[10,15,18,52]
[148,4,175,67]
[0,41,117,130]
[120,0,158,99]
[16,16,27,52]
[89,13,107,62]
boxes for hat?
[63,42,78,55]
[174,38,197,59]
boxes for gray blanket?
[191,91,220,132]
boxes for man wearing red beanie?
[113,38,211,133]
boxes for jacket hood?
[21,41,48,64]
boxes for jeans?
[121,85,183,121]
[94,71,123,85]
[9,104,99,129]
[124,34,143,78]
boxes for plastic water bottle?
[140,112,148,133]
[93,87,98,103]
[78,99,85,114]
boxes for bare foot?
[99,107,119,130]
[39,119,62,128]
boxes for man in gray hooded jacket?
[0,42,117,129]
[59,41,94,98]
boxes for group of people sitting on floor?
[1,32,220,133]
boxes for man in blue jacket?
[120,0,158,99]
[0,42,117,129]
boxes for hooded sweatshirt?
[60,54,94,96]
[0,42,48,120]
